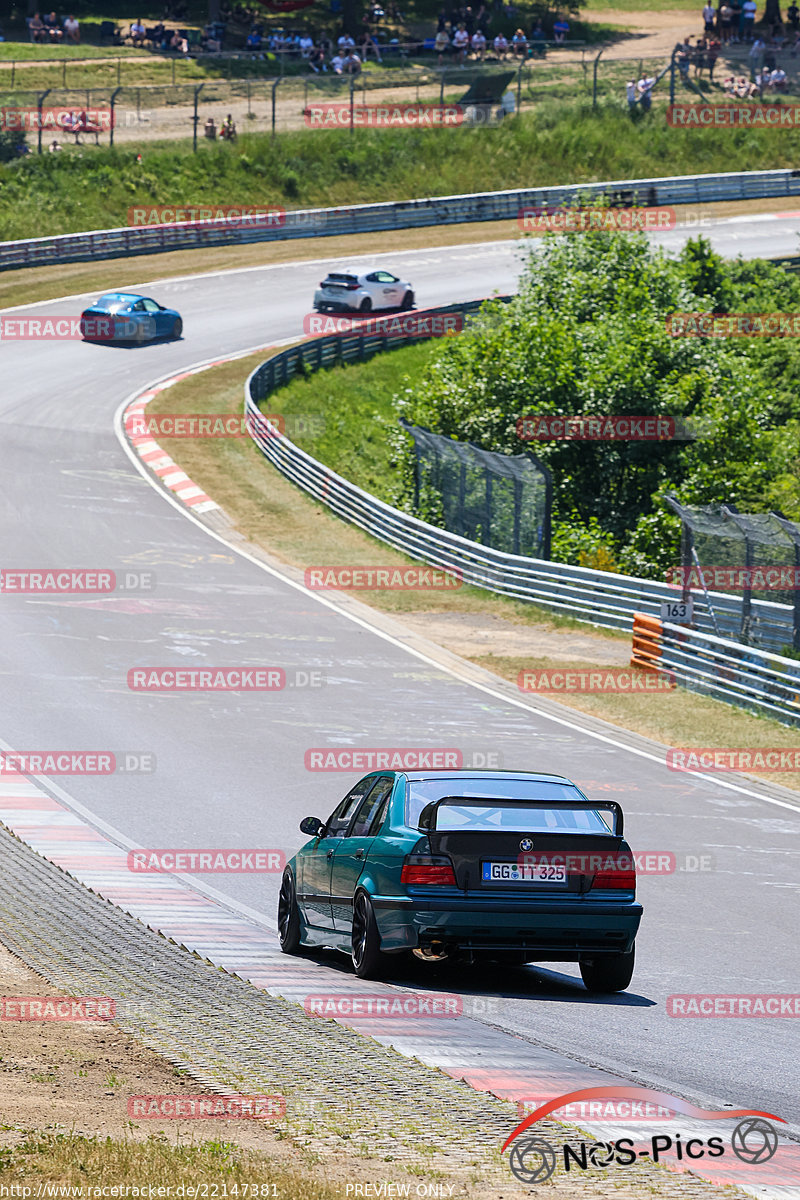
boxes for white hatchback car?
[313,268,414,314]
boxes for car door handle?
[327,849,335,859]
[354,849,364,859]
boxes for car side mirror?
[300,816,324,836]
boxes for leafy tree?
[393,231,800,579]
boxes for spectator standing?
[637,72,655,108]
[702,2,715,33]
[435,27,450,61]
[63,14,80,42]
[707,35,720,76]
[626,78,637,109]
[749,34,765,73]
[471,27,486,57]
[719,2,733,42]
[299,32,313,56]
[730,0,742,41]
[789,1,800,31]
[742,0,757,37]
[245,27,262,49]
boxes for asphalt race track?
[1,209,800,1183]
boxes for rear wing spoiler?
[418,795,623,837]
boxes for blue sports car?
[80,292,183,343]
[278,770,643,993]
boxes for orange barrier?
[631,611,663,673]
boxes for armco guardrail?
[3,167,800,271]
[632,612,800,728]
[244,299,796,655]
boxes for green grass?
[264,340,436,501]
[4,101,800,241]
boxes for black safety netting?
[400,419,552,558]
[664,496,800,647]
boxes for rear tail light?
[401,854,457,886]
[592,863,636,891]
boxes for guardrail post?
[10,61,15,88]
[192,83,204,152]
[109,86,122,148]
[272,77,281,138]
[36,89,51,155]
[592,48,604,108]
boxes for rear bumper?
[373,894,643,958]
[313,295,360,312]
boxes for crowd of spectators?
[696,0,799,45]
[21,0,572,73]
[432,4,567,61]
[670,6,797,90]
[27,11,81,43]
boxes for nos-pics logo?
[503,1087,783,1185]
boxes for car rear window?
[325,273,359,284]
[431,803,610,834]
[97,293,135,310]
[405,777,598,827]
